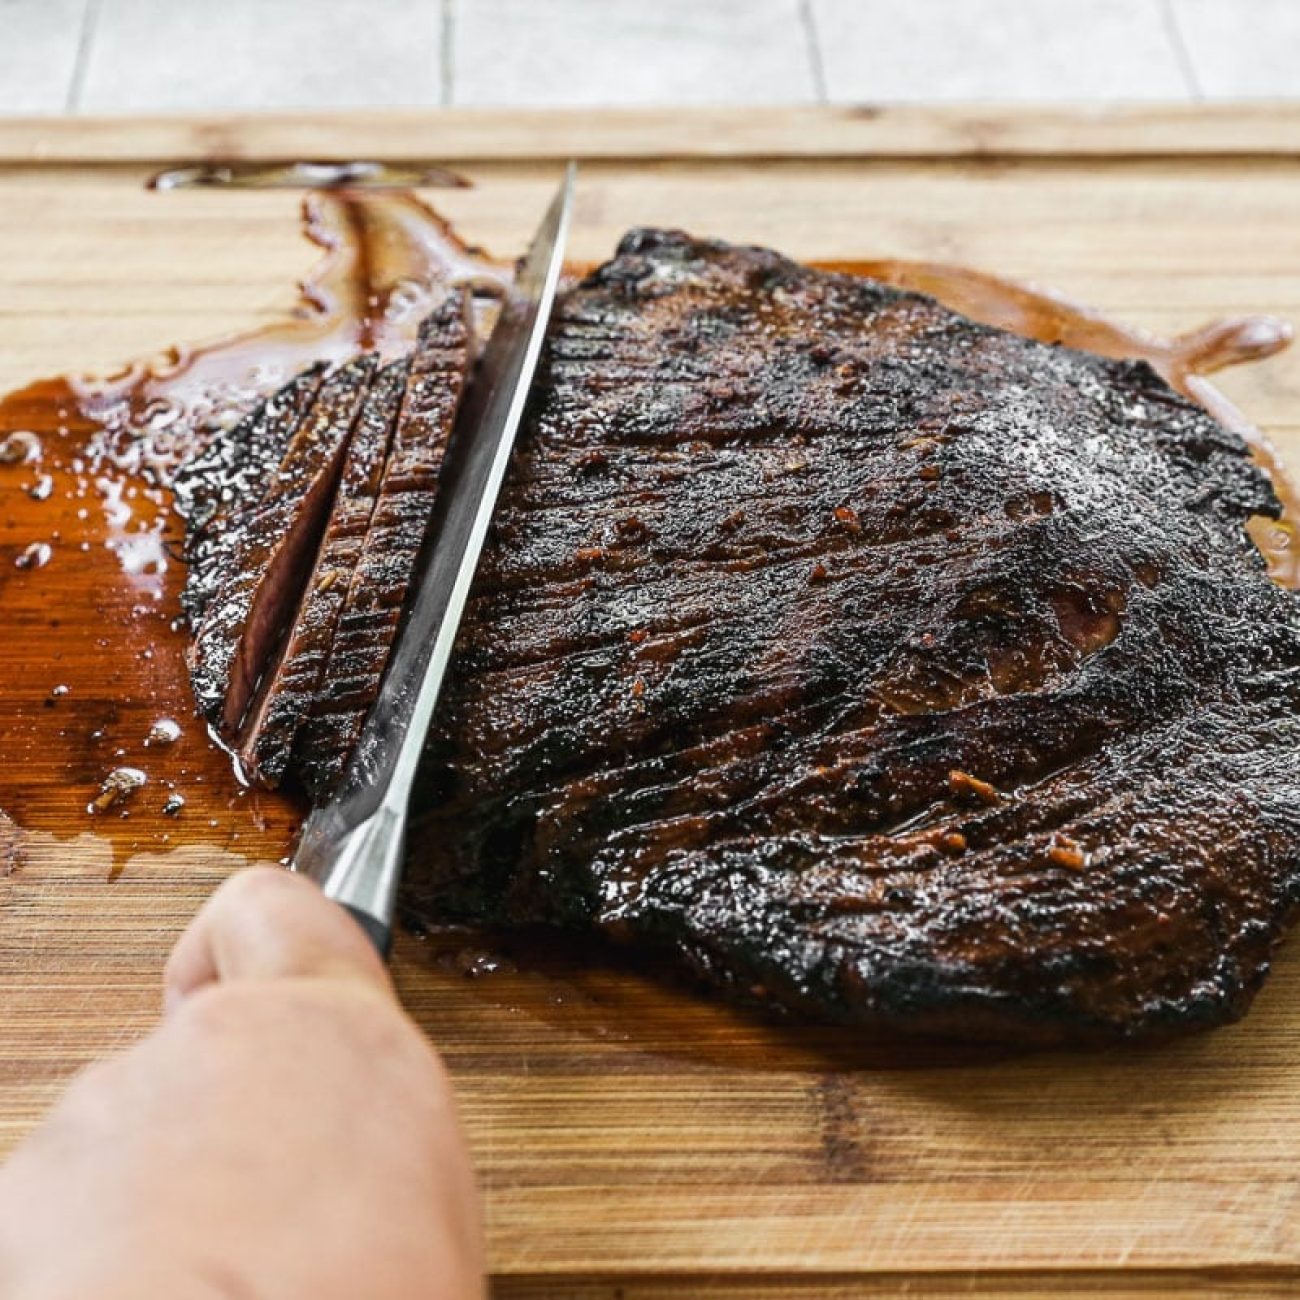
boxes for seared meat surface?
[176,292,471,786]
[239,358,409,786]
[296,293,472,798]
[187,355,375,737]
[400,229,1300,1042]
[177,228,1300,1041]
[175,363,326,626]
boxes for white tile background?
[0,0,1295,113]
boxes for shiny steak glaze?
[239,358,411,785]
[403,229,1300,1043]
[295,291,473,797]
[187,356,376,736]
[175,364,327,626]
[176,293,471,791]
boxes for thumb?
[164,866,392,1011]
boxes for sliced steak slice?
[174,363,327,624]
[188,355,376,740]
[293,291,472,797]
[236,357,410,786]
[404,228,1300,1043]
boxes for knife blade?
[290,162,576,955]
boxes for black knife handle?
[339,902,392,960]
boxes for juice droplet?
[0,430,42,464]
[95,477,132,528]
[88,766,146,814]
[15,542,51,570]
[111,532,168,577]
[145,717,182,747]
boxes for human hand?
[0,866,484,1300]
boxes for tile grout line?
[65,0,104,113]
[798,0,829,104]
[441,0,456,107]
[1159,0,1203,102]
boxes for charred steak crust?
[173,363,327,625]
[179,297,473,794]
[188,355,376,739]
[238,357,412,786]
[403,228,1300,1043]
[294,288,473,798]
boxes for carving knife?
[290,163,576,955]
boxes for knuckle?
[173,982,250,1038]
[219,864,296,908]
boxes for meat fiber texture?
[175,292,471,791]
[405,228,1300,1044]
[295,295,475,797]
[175,363,327,626]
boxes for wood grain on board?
[2,108,1300,1295]
[8,102,1300,164]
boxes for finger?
[164,866,392,1010]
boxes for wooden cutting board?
[3,105,1300,1298]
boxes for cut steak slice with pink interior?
[293,289,473,798]
[187,355,376,741]
[174,363,327,626]
[235,357,410,786]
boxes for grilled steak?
[399,228,1300,1043]
[237,358,410,785]
[294,290,472,798]
[187,355,375,739]
[174,363,327,625]
[179,296,472,789]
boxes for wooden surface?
[3,108,1300,1296]
[13,102,1300,165]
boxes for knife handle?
[339,902,392,960]
[293,798,405,964]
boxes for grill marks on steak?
[174,363,327,625]
[294,292,473,798]
[189,356,376,737]
[403,228,1300,1043]
[237,358,410,785]
[179,292,472,788]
